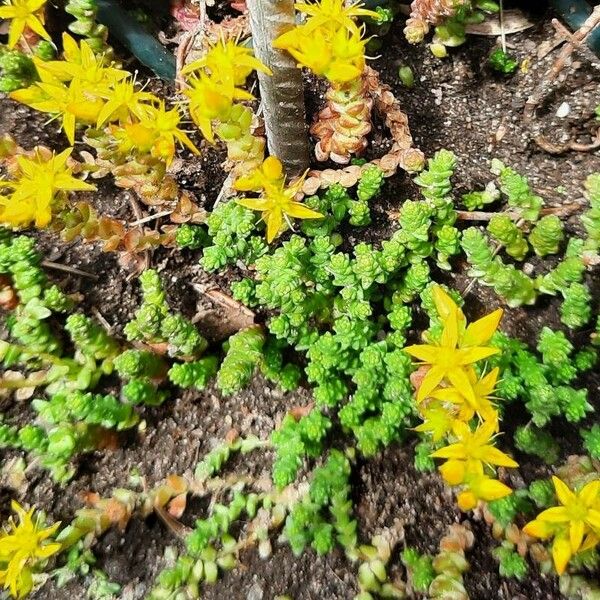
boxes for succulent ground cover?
[0,1,599,599]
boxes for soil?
[1,2,600,599]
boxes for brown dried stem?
[302,67,424,195]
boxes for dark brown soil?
[1,3,599,600]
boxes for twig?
[92,307,114,334]
[129,210,173,226]
[213,173,235,209]
[204,288,256,319]
[499,0,507,54]
[456,203,582,222]
[41,260,99,281]
[127,195,151,272]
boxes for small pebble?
[556,102,570,118]
[247,582,264,600]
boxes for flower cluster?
[406,285,518,511]
[0,146,95,228]
[182,38,270,172]
[273,0,375,85]
[524,476,600,575]
[274,0,377,163]
[12,34,197,164]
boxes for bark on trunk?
[247,0,310,177]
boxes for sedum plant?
[182,38,271,176]
[0,0,50,50]
[0,146,96,229]
[124,269,208,359]
[235,156,323,243]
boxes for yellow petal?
[0,7,17,18]
[34,542,61,559]
[457,346,499,366]
[474,477,512,502]
[266,209,283,243]
[25,14,51,41]
[438,459,465,486]
[552,536,572,575]
[7,18,26,49]
[432,285,458,320]
[580,531,600,552]
[262,156,284,180]
[462,309,503,346]
[579,480,600,507]
[586,509,600,532]
[404,344,440,364]
[447,367,476,407]
[432,443,466,461]
[569,520,585,553]
[523,519,554,540]
[552,476,576,507]
[456,490,477,512]
[478,367,499,395]
[416,365,445,401]
[537,506,570,523]
[236,197,271,212]
[481,446,519,468]
[285,202,323,220]
[440,308,459,349]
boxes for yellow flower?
[523,477,600,575]
[35,33,128,85]
[405,285,503,405]
[94,78,157,127]
[184,72,253,143]
[109,103,199,166]
[0,148,96,228]
[432,419,518,485]
[138,102,200,165]
[274,23,367,84]
[181,37,271,87]
[0,0,50,49]
[11,76,104,144]
[413,403,455,442]
[431,367,500,424]
[0,500,61,598]
[294,0,378,33]
[456,473,513,512]
[235,157,323,243]
[234,154,285,194]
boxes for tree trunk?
[247,0,310,177]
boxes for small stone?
[556,102,570,118]
[247,582,264,600]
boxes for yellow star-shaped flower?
[432,419,518,485]
[405,285,503,405]
[236,157,323,243]
[523,477,600,575]
[0,500,61,598]
[0,0,50,49]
